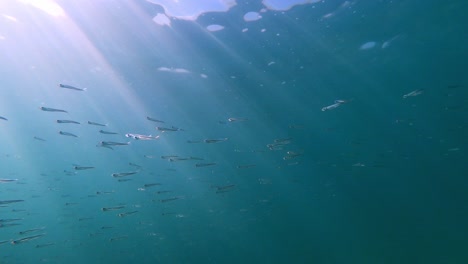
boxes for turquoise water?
[1,1,467,263]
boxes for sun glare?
[18,0,65,17]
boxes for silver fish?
[59,84,86,91]
[88,121,107,126]
[0,116,7,121]
[59,131,78,137]
[118,211,138,217]
[98,141,130,147]
[74,166,95,170]
[228,117,248,122]
[403,89,423,99]
[109,236,128,241]
[204,138,228,143]
[321,99,349,111]
[160,197,180,203]
[57,120,80,124]
[11,233,45,245]
[125,133,159,140]
[19,227,45,235]
[111,171,139,178]
[0,223,21,228]
[0,178,18,183]
[102,206,125,211]
[40,107,68,113]
[99,130,118,135]
[195,162,217,167]
[157,126,183,132]
[143,183,161,188]
[0,200,24,205]
[0,218,22,223]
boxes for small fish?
[40,107,68,113]
[78,217,94,221]
[111,171,139,178]
[321,100,349,112]
[11,233,45,245]
[143,183,161,188]
[88,121,107,126]
[283,150,304,160]
[169,157,189,162]
[109,236,128,241]
[267,143,287,151]
[125,133,159,140]
[228,117,248,122]
[118,211,138,217]
[204,138,228,143]
[74,166,95,171]
[59,131,78,137]
[19,227,45,235]
[97,141,130,149]
[33,136,46,142]
[99,130,118,135]
[57,120,80,124]
[0,223,21,228]
[99,141,130,147]
[0,116,7,121]
[0,218,23,223]
[157,126,183,132]
[161,155,179,160]
[101,206,125,212]
[0,178,18,183]
[236,164,256,169]
[187,140,202,143]
[195,162,217,167]
[96,191,115,195]
[0,199,24,205]
[403,89,423,99]
[160,197,180,203]
[147,116,165,123]
[59,84,86,91]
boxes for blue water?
[1,1,467,263]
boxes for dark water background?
[0,0,467,263]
